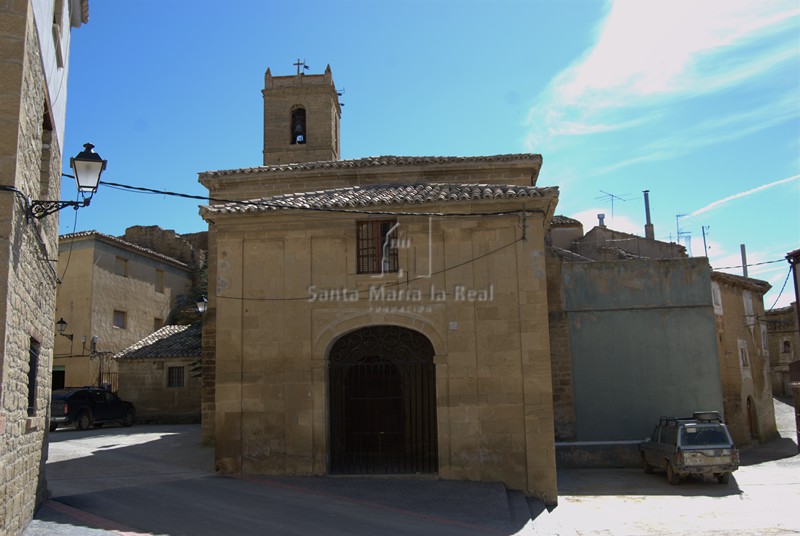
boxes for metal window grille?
[357,220,398,274]
[27,339,40,416]
[168,366,185,388]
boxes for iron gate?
[329,326,438,474]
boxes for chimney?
[643,190,655,240]
[598,213,606,228]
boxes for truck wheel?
[122,409,135,427]
[76,411,92,431]
[641,453,654,474]
[666,462,680,485]
[717,473,730,485]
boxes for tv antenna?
[595,190,634,218]
[676,214,693,255]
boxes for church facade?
[199,65,559,503]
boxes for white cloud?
[525,0,800,150]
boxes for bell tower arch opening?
[328,325,438,475]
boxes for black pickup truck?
[50,387,136,432]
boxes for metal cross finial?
[293,59,310,75]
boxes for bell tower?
[263,62,342,165]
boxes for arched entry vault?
[328,325,438,474]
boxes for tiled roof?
[551,215,582,226]
[711,271,771,293]
[204,183,558,215]
[201,154,542,177]
[114,324,201,360]
[59,230,189,269]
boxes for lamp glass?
[197,297,208,314]
[56,317,67,333]
[70,143,106,194]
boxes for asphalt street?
[24,397,800,535]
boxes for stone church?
[199,65,560,503]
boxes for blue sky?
[61,0,799,308]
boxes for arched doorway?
[329,325,438,474]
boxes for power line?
[216,237,524,303]
[99,180,544,218]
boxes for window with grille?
[27,338,40,416]
[357,220,398,274]
[167,366,185,388]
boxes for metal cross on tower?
[293,59,310,75]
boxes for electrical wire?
[767,267,792,312]
[216,236,524,303]
[99,180,544,218]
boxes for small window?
[291,107,306,144]
[113,310,127,329]
[743,291,754,326]
[711,282,723,315]
[155,269,165,293]
[115,256,128,277]
[760,323,768,354]
[738,339,749,368]
[357,220,399,274]
[167,366,185,388]
[783,340,792,353]
[27,338,41,416]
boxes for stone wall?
[766,304,798,396]
[205,192,559,504]
[0,3,63,533]
[712,273,777,445]
[117,357,201,421]
[545,248,576,441]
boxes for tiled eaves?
[114,324,201,360]
[203,183,558,215]
[551,215,582,226]
[711,270,771,294]
[59,230,190,270]
[200,154,543,178]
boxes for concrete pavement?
[24,397,800,535]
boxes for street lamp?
[55,317,73,341]
[29,143,107,219]
[196,296,208,314]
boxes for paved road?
[25,398,800,535]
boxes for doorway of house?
[329,325,438,474]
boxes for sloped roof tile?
[114,324,201,360]
[204,182,557,215]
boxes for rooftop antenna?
[676,214,693,256]
[293,59,310,76]
[595,190,634,218]
[701,225,710,257]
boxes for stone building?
[198,65,560,503]
[54,231,193,389]
[548,222,776,465]
[711,271,777,444]
[0,1,88,533]
[766,304,798,397]
[114,323,202,422]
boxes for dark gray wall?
[563,258,723,441]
